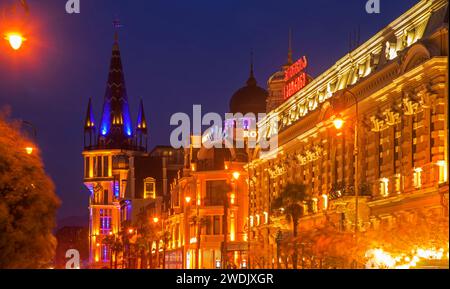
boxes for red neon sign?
[284,56,308,100]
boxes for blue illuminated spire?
[135,98,148,150]
[136,99,147,133]
[98,29,133,148]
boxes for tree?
[0,116,60,268]
[271,183,308,269]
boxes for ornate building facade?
[248,0,448,268]
[164,65,268,269]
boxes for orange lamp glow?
[333,116,344,130]
[5,33,25,50]
[232,171,240,180]
[153,217,159,223]
[185,196,191,204]
[128,228,134,234]
[25,147,33,155]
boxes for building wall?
[248,0,448,268]
[165,161,249,268]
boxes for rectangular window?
[101,244,110,262]
[85,157,90,178]
[205,180,227,206]
[395,174,402,193]
[100,209,112,235]
[437,161,448,184]
[413,168,422,188]
[93,157,97,177]
[144,178,156,199]
[205,216,212,235]
[213,216,221,235]
[103,190,109,204]
[103,156,109,177]
[380,178,389,197]
[96,156,103,177]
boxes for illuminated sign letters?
[284,56,308,100]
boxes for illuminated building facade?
[248,0,448,268]
[164,65,268,269]
[82,32,184,268]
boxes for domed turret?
[229,56,268,115]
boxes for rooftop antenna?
[287,28,293,65]
[113,17,123,42]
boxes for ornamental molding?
[402,97,420,116]
[266,165,287,178]
[295,145,324,166]
[383,108,401,126]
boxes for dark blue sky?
[0,0,418,221]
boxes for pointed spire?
[287,28,293,65]
[246,49,257,86]
[98,24,133,148]
[136,98,147,133]
[84,97,95,129]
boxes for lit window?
[437,161,448,184]
[395,174,402,194]
[144,177,156,199]
[380,178,389,197]
[249,216,254,227]
[311,198,318,213]
[230,193,235,205]
[256,214,260,226]
[99,209,112,235]
[322,194,328,210]
[413,168,422,188]
[263,212,269,224]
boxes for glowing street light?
[25,147,33,155]
[185,196,192,204]
[232,171,240,180]
[5,33,26,50]
[333,115,345,130]
[153,216,159,223]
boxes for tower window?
[99,209,112,235]
[85,157,90,178]
[103,156,109,177]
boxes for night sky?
[0,0,418,223]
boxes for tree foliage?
[271,183,308,268]
[0,116,60,268]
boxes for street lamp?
[185,196,191,204]
[333,89,360,258]
[153,217,159,224]
[22,121,37,155]
[232,171,240,181]
[333,115,345,130]
[5,32,25,50]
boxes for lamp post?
[333,89,360,255]
[22,120,37,154]
[2,0,29,51]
